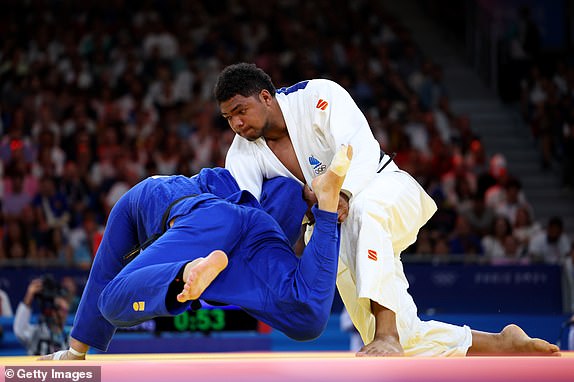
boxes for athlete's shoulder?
[275,80,310,96]
[312,79,352,97]
[310,78,341,89]
[275,78,340,95]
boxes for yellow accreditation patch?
[133,301,145,311]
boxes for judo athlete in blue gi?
[43,145,353,360]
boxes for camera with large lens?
[35,275,65,322]
[31,275,69,355]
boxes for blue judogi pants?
[71,169,339,351]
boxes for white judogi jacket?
[226,79,380,200]
[226,79,471,355]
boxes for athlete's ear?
[259,89,273,105]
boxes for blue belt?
[122,194,198,265]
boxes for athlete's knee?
[97,285,132,328]
[285,321,327,341]
[283,306,330,341]
[97,288,116,325]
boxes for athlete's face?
[219,91,272,141]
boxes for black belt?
[122,194,198,266]
[377,150,396,173]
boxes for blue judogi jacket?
[72,168,338,351]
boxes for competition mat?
[1,351,573,382]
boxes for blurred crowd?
[520,61,574,188]
[0,0,572,269]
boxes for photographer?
[13,277,70,355]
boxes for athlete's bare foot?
[470,324,561,356]
[312,145,353,212]
[176,250,229,302]
[498,324,560,355]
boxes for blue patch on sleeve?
[276,80,309,95]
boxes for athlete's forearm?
[298,206,339,288]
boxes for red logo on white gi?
[367,249,377,261]
[316,99,328,110]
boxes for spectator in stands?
[426,186,458,236]
[529,98,554,169]
[29,177,70,261]
[60,276,80,314]
[448,215,483,259]
[485,174,530,221]
[432,95,457,144]
[494,177,532,225]
[32,176,70,231]
[2,173,32,218]
[59,161,94,229]
[481,215,513,262]
[459,193,496,237]
[433,232,451,258]
[0,288,13,317]
[0,119,36,166]
[477,153,507,200]
[146,63,188,110]
[464,138,488,177]
[3,218,30,261]
[512,205,542,249]
[13,278,70,355]
[61,104,97,162]
[528,216,571,264]
[3,157,39,201]
[496,234,529,265]
[409,228,434,255]
[36,129,66,178]
[67,210,102,269]
[142,19,179,60]
[441,154,476,214]
[154,130,181,175]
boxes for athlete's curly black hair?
[214,63,276,103]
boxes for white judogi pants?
[335,167,472,356]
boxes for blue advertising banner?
[404,264,564,314]
[0,264,565,315]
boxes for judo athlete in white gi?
[215,63,560,357]
[41,147,352,360]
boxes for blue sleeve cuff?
[311,205,338,232]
